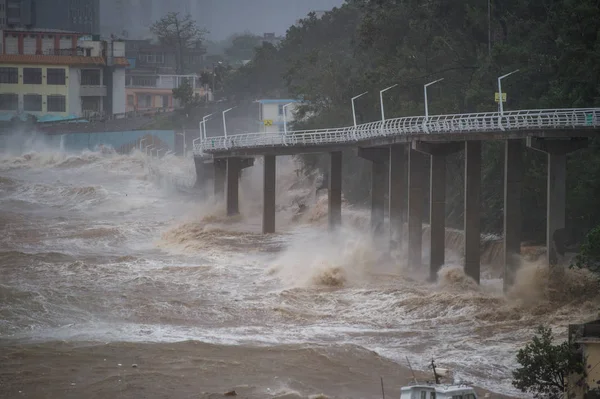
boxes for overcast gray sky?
[101,0,346,41]
[197,0,346,39]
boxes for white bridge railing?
[194,108,600,155]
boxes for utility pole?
[488,0,492,58]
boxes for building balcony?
[80,85,107,97]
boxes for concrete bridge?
[193,108,600,290]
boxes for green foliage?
[224,33,263,64]
[512,326,585,398]
[571,225,600,273]
[150,12,208,73]
[223,0,600,238]
[172,79,201,110]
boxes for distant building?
[257,99,299,133]
[124,38,206,75]
[0,0,100,34]
[0,28,128,122]
[125,73,206,112]
[123,38,208,110]
[261,32,282,46]
[568,319,600,398]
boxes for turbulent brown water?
[1,143,599,398]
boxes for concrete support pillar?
[413,141,462,280]
[389,144,407,247]
[213,159,226,199]
[547,153,566,265]
[429,154,446,280]
[328,151,342,230]
[464,141,482,284]
[357,147,389,235]
[262,155,276,234]
[372,162,387,235]
[527,137,588,266]
[407,147,426,269]
[503,140,523,292]
[226,157,241,216]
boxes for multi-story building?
[0,0,100,34]
[257,99,299,133]
[124,38,206,75]
[122,38,208,110]
[125,73,206,112]
[0,0,6,29]
[0,28,128,122]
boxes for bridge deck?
[193,108,600,157]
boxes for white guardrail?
[194,108,600,154]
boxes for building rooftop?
[0,54,129,67]
[257,99,300,104]
[2,27,81,34]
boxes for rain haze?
[100,0,345,39]
[1,1,600,399]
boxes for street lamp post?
[202,113,214,140]
[379,84,398,122]
[176,131,186,156]
[497,69,520,115]
[282,103,292,134]
[222,107,234,138]
[424,78,444,118]
[351,91,368,127]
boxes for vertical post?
[424,79,444,119]
[226,157,241,216]
[389,144,407,246]
[488,0,491,58]
[503,140,523,291]
[213,159,226,199]
[407,147,426,269]
[464,141,482,284]
[351,92,368,127]
[262,155,276,234]
[547,152,566,266]
[282,103,292,135]
[380,84,398,122]
[429,153,446,281]
[372,161,387,235]
[329,151,342,230]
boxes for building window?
[0,67,18,84]
[47,95,66,112]
[81,69,101,85]
[127,95,134,106]
[278,104,284,115]
[0,94,19,111]
[47,68,66,85]
[23,94,42,111]
[139,52,164,64]
[23,68,42,84]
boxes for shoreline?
[0,340,520,399]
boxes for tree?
[172,79,200,110]
[150,12,208,74]
[512,326,585,399]
[571,225,600,274]
[224,33,263,64]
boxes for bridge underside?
[194,128,597,291]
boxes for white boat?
[399,383,478,399]
[399,359,479,399]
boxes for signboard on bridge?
[263,119,273,126]
[495,92,507,103]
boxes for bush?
[512,326,585,399]
[571,225,600,273]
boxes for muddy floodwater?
[1,148,598,398]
